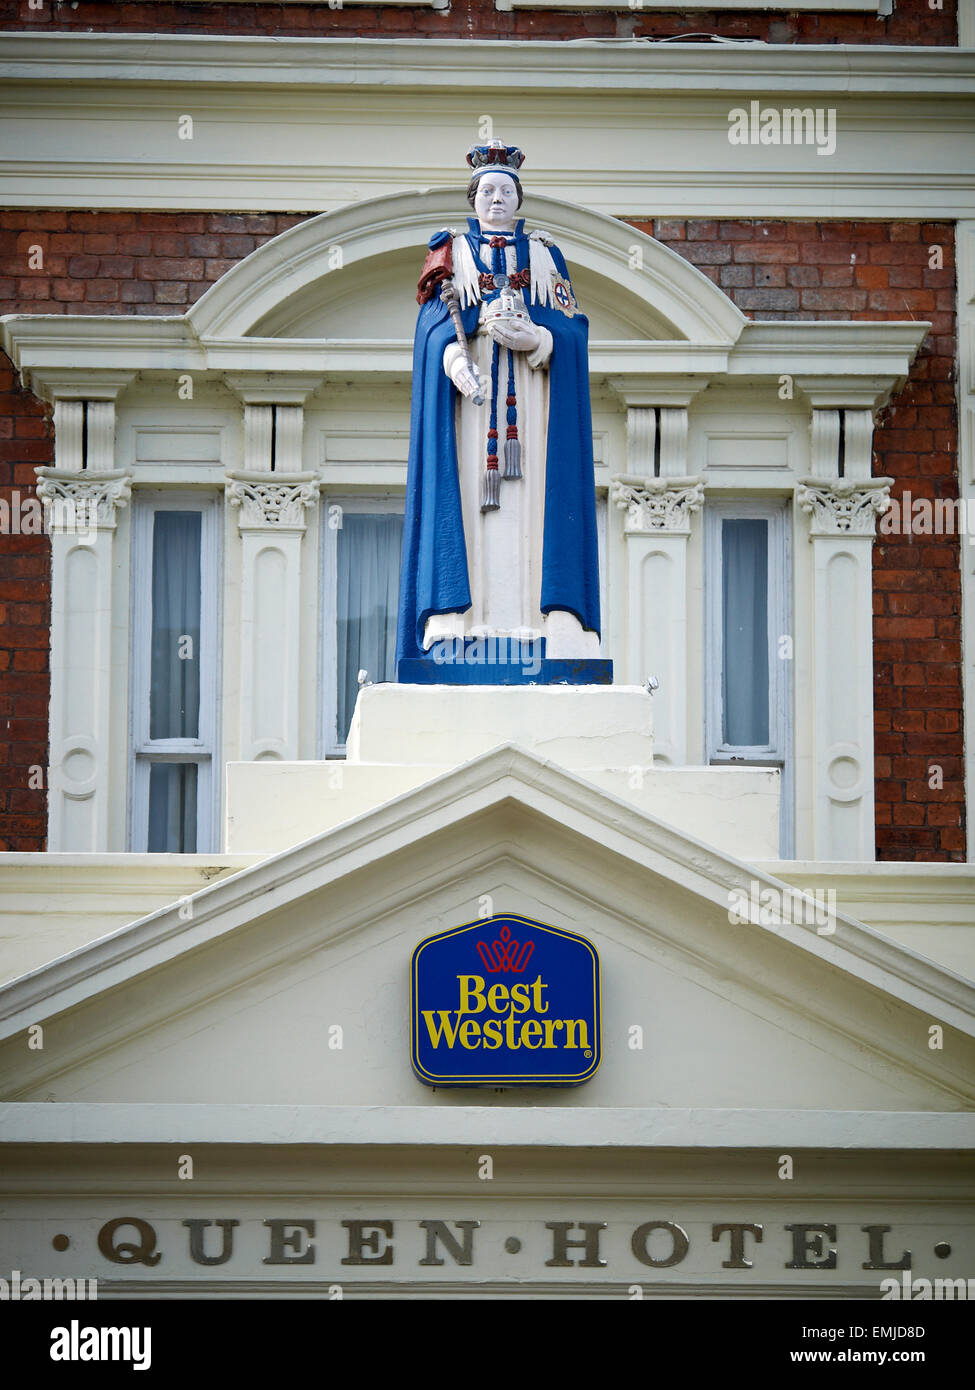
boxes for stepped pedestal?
[225,684,779,859]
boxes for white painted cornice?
[0,743,973,1045]
[1,1103,972,1152]
[0,321,927,406]
[0,37,971,217]
[0,34,973,97]
[732,321,929,384]
[222,373,324,405]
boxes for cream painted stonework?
[226,683,780,860]
[2,747,972,1112]
[2,748,974,1295]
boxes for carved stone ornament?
[610,474,705,535]
[796,476,893,537]
[225,471,320,530]
[34,467,133,531]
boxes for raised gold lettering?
[510,983,531,1013]
[487,983,509,1013]
[422,1011,462,1048]
[457,975,486,1015]
[564,1020,590,1050]
[522,1019,543,1049]
[458,1019,481,1049]
[529,974,549,1013]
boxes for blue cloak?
[396,218,601,662]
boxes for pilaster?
[36,376,133,851]
[797,472,892,862]
[611,475,704,767]
[222,374,322,763]
[608,382,702,769]
[36,466,132,851]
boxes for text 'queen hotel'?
[0,0,974,1300]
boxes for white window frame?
[705,498,793,856]
[128,492,221,853]
[320,493,405,757]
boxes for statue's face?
[474,172,519,230]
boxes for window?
[321,499,404,754]
[705,500,792,855]
[130,495,220,852]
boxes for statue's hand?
[444,344,483,401]
[453,363,482,400]
[487,318,542,353]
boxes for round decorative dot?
[51,1234,70,1252]
[934,1242,952,1259]
[504,1236,522,1254]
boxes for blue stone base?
[397,637,613,686]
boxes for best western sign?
[411,914,600,1086]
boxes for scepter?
[440,280,485,407]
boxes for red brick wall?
[0,0,957,45]
[0,353,50,852]
[0,211,963,858]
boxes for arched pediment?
[187,190,747,347]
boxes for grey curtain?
[337,514,403,742]
[148,763,198,854]
[721,518,769,748]
[150,510,202,740]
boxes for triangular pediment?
[1,747,973,1112]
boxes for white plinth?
[346,683,655,769]
[226,683,780,860]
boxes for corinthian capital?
[35,467,132,531]
[610,474,705,535]
[226,471,320,531]
[796,476,893,537]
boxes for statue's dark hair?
[466,173,524,210]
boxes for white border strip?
[2,1103,973,1150]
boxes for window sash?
[721,517,770,750]
[149,509,202,741]
[706,501,789,763]
[129,494,220,853]
[705,498,793,855]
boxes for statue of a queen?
[396,140,602,669]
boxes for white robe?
[423,237,600,660]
